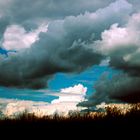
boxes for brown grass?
[0,103,140,123]
[1,104,140,135]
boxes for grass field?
[0,103,140,126]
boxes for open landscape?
[1,1,140,133]
[0,103,140,126]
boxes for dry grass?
[0,103,140,123]
[0,103,139,132]
[1,104,139,135]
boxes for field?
[0,103,140,128]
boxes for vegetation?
[0,103,140,129]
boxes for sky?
[0,0,140,116]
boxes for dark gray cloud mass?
[79,73,140,107]
[79,10,140,105]
[2,0,115,20]
[0,0,132,89]
[1,0,140,104]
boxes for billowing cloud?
[0,0,132,88]
[60,84,87,95]
[91,12,140,78]
[1,0,140,106]
[79,73,140,107]
[2,99,51,117]
[2,24,48,51]
[0,0,116,20]
[79,12,140,106]
[128,0,140,12]
[2,0,140,23]
[51,84,87,103]
[0,84,87,117]
[48,84,87,115]
[95,12,140,75]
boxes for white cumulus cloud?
[51,84,87,103]
[0,84,87,118]
[95,12,140,69]
[50,84,87,115]
[60,84,87,95]
[2,24,48,51]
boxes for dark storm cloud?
[128,0,140,12]
[0,0,116,33]
[4,0,115,20]
[1,0,137,31]
[97,12,140,77]
[79,11,140,106]
[0,16,10,39]
[9,0,140,22]
[79,73,140,108]
[1,0,140,106]
[0,0,132,88]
